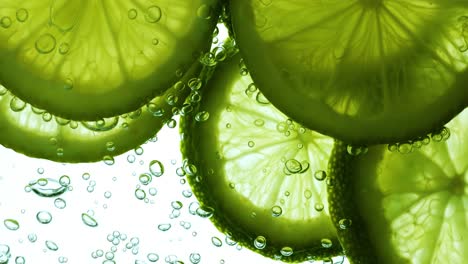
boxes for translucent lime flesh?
[328,108,467,264]
[231,0,468,144]
[0,0,219,120]
[0,61,202,163]
[181,54,342,262]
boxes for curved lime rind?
[0,61,202,163]
[180,52,343,262]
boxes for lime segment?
[328,108,468,264]
[231,0,468,144]
[0,61,202,163]
[181,54,342,262]
[0,0,219,120]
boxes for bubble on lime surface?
[35,33,56,54]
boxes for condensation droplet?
[35,33,56,54]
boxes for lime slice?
[231,0,468,144]
[181,54,342,262]
[328,108,467,263]
[0,0,219,120]
[0,61,203,163]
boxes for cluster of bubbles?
[387,127,450,154]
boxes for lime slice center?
[449,174,465,195]
[360,0,382,9]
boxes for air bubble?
[45,240,59,251]
[314,203,324,211]
[81,213,98,227]
[0,244,11,262]
[15,256,25,264]
[314,170,327,181]
[271,205,282,217]
[4,219,19,230]
[59,43,70,54]
[103,156,115,165]
[10,97,26,112]
[397,142,413,154]
[145,6,162,23]
[254,119,264,127]
[0,16,12,28]
[35,33,56,54]
[36,211,53,224]
[195,206,214,218]
[253,236,266,249]
[188,78,202,90]
[280,246,293,256]
[189,253,201,264]
[135,188,146,200]
[211,237,222,247]
[157,223,171,231]
[29,178,67,197]
[54,198,67,209]
[285,159,302,174]
[128,9,137,19]
[256,91,270,104]
[338,218,352,229]
[139,173,152,185]
[147,253,159,262]
[197,4,212,19]
[321,238,333,248]
[16,9,29,22]
[346,145,368,156]
[195,111,210,122]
